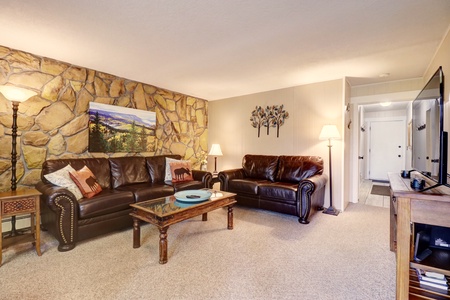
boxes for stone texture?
[8,51,40,70]
[66,129,88,154]
[60,85,77,110]
[41,58,68,75]
[9,72,53,90]
[0,46,10,58]
[134,84,147,110]
[22,131,50,146]
[19,97,52,116]
[76,89,94,115]
[35,102,74,131]
[20,169,42,186]
[94,76,109,97]
[0,47,208,192]
[42,76,64,101]
[59,114,88,136]
[23,145,47,168]
[64,66,87,81]
[110,79,125,97]
[48,134,66,155]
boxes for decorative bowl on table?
[174,190,212,203]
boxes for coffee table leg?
[202,213,208,221]
[133,217,140,248]
[159,227,169,264]
[227,205,234,230]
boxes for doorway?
[367,118,406,181]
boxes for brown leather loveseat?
[35,155,212,251]
[219,155,327,224]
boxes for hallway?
[358,179,390,208]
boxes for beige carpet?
[1,203,395,300]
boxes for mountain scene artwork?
[88,102,156,153]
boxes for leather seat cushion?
[258,182,297,203]
[109,157,150,189]
[242,154,279,182]
[276,156,323,183]
[116,183,174,203]
[78,189,135,219]
[169,180,205,192]
[228,178,270,195]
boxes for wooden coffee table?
[130,190,236,264]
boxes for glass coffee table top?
[131,189,231,217]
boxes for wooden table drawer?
[1,197,36,216]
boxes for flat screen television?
[411,66,447,190]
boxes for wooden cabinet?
[389,172,450,299]
[0,189,42,265]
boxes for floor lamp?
[319,125,340,216]
[0,85,37,237]
[208,144,223,175]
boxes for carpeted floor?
[371,185,391,196]
[1,203,395,300]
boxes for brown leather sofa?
[35,155,212,251]
[219,155,327,224]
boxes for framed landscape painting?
[88,102,156,153]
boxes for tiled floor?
[359,179,390,208]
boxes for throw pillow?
[169,161,194,183]
[44,164,83,200]
[69,165,103,198]
[165,157,181,181]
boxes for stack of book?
[415,269,449,291]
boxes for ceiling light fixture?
[380,101,392,107]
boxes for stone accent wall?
[0,46,208,192]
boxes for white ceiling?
[1,0,450,101]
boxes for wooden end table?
[0,189,42,265]
[130,190,236,264]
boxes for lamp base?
[323,206,339,216]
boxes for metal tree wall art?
[250,105,289,138]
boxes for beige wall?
[209,79,345,211]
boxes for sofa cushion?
[228,178,269,195]
[146,155,181,183]
[110,157,150,189]
[169,180,205,192]
[276,156,323,183]
[169,160,193,183]
[69,165,103,198]
[42,158,111,189]
[258,182,297,203]
[78,189,135,219]
[44,164,83,200]
[242,154,279,182]
[116,183,174,203]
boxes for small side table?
[0,189,42,265]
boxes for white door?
[369,120,405,181]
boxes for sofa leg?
[58,243,76,252]
[298,217,309,224]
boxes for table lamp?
[208,144,223,175]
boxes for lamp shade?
[0,85,37,102]
[208,144,223,156]
[319,125,340,140]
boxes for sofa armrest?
[192,170,213,188]
[218,168,245,191]
[297,173,328,224]
[35,181,79,251]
